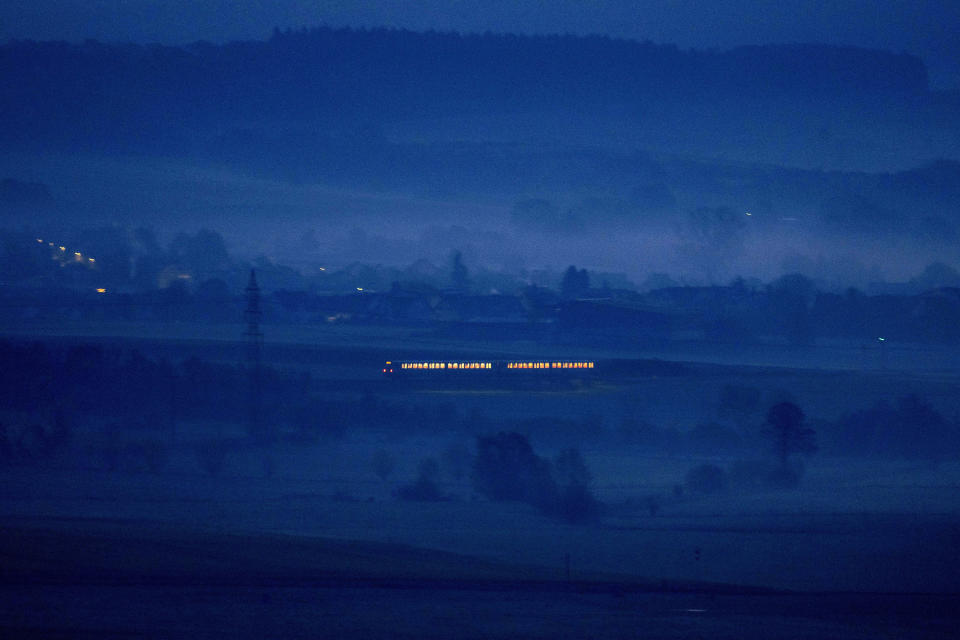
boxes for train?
[381,357,687,381]
[382,359,595,376]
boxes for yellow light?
[88,258,95,263]
[36,238,43,243]
[356,287,363,291]
[74,252,81,257]
[96,288,106,293]
[59,246,65,251]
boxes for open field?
[2,324,960,636]
[1,521,958,640]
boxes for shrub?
[473,433,604,523]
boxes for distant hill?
[0,28,930,151]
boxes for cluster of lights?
[36,236,103,292]
[37,237,96,265]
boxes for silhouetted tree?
[553,448,601,523]
[472,432,555,507]
[560,265,589,299]
[450,250,470,292]
[763,402,817,470]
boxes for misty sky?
[4,0,960,89]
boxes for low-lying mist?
[4,151,958,291]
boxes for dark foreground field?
[3,326,960,637]
[1,520,958,640]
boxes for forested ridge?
[0,27,930,148]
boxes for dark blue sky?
[4,1,959,89]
